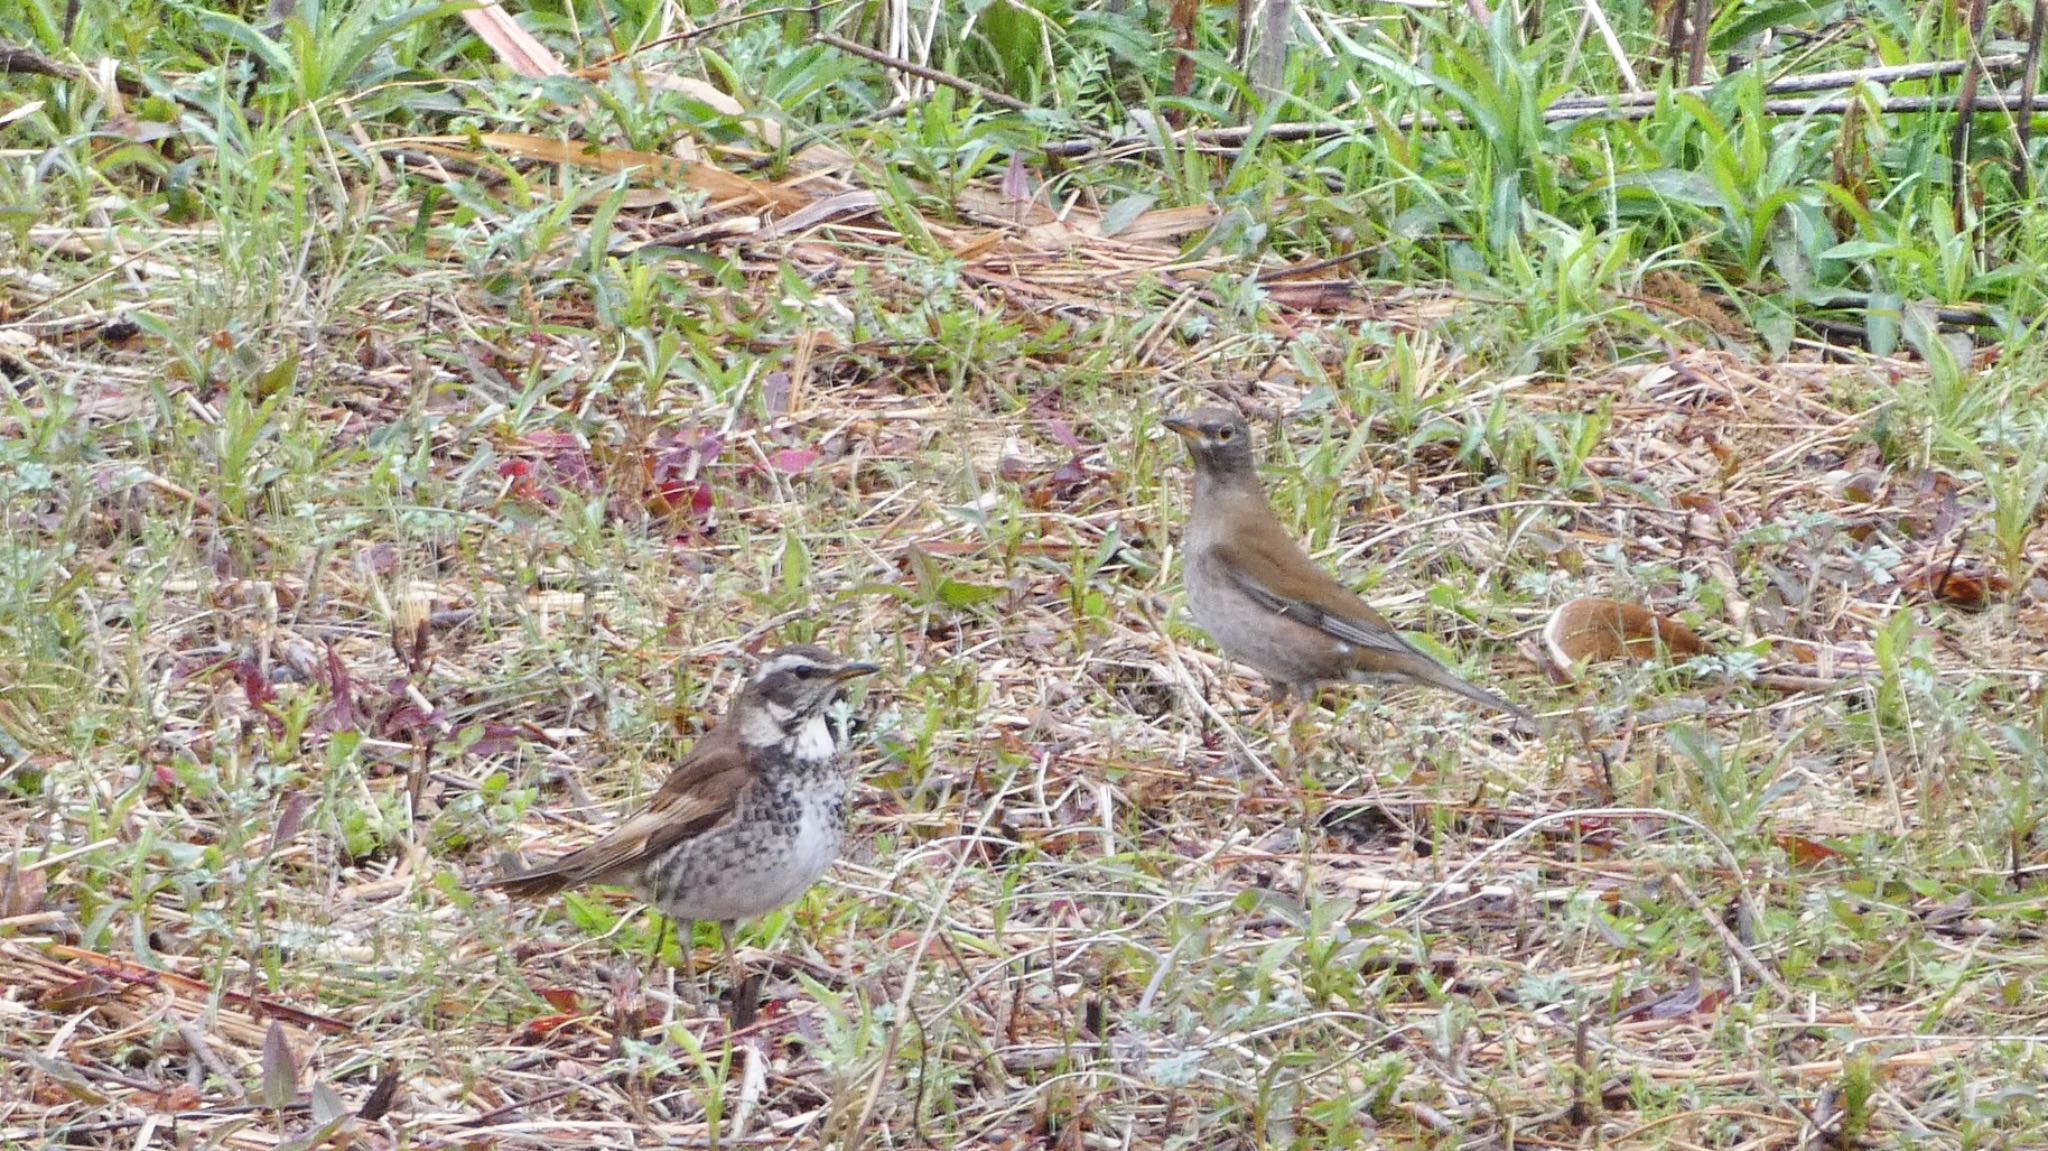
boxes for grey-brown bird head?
[1164,406,1263,484]
[736,645,879,747]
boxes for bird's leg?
[647,914,682,1016]
[1252,679,1289,730]
[722,920,760,1031]
[1262,684,1314,778]
[649,914,671,969]
[675,917,705,1010]
[1286,692,1314,757]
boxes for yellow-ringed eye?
[1216,427,1233,441]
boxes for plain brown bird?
[484,645,879,1011]
[1164,407,1532,726]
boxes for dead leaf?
[1899,562,2007,611]
[517,1013,581,1043]
[154,1083,204,1112]
[259,1019,299,1109]
[1,851,47,918]
[37,972,113,1011]
[767,448,821,475]
[1779,834,1844,867]
[1542,597,1709,679]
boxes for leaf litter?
[3,45,2048,1151]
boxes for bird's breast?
[783,712,840,762]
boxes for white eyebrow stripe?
[756,653,821,678]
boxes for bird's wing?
[1211,533,1533,723]
[485,725,750,896]
[1208,534,1426,659]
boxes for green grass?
[4,0,2048,1146]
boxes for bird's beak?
[1162,415,1198,440]
[831,662,881,681]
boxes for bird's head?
[736,645,879,745]
[1163,406,1258,483]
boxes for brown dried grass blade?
[460,2,568,78]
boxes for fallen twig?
[1043,57,2033,158]
[815,32,1112,139]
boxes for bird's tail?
[474,855,575,898]
[1400,653,1536,727]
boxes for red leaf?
[313,644,365,734]
[1779,834,1843,867]
[1050,453,1088,492]
[1041,420,1084,451]
[466,722,524,757]
[767,448,820,475]
[517,1013,579,1044]
[236,655,275,708]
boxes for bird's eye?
[1216,427,1234,442]
[792,665,818,680]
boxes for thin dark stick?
[1043,85,2048,159]
[1952,0,1990,233]
[594,3,847,66]
[814,31,1112,139]
[1660,0,1685,78]
[1169,0,1201,121]
[2020,0,2047,196]
[0,43,83,80]
[817,31,1031,111]
[1685,0,1711,86]
[0,41,146,94]
[1546,54,2024,110]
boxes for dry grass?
[5,78,2048,1151]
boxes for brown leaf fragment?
[1899,562,2007,611]
[1779,834,1844,868]
[37,972,114,1011]
[154,1083,203,1112]
[357,1068,401,1121]
[1,851,47,918]
[1542,597,1709,679]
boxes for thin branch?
[1685,0,1711,86]
[1549,53,2025,110]
[0,41,146,95]
[1952,0,1991,232]
[2021,0,2047,196]
[814,31,1111,138]
[593,3,853,66]
[1044,69,2040,160]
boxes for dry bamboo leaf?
[1542,596,1709,680]
[1104,203,1223,243]
[459,3,567,78]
